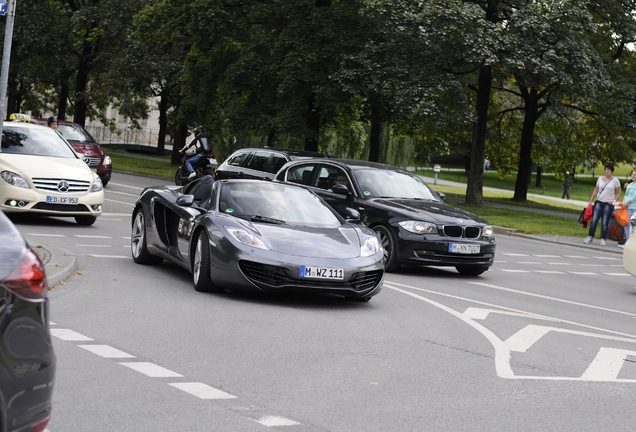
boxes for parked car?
[274,159,496,275]
[131,176,384,301]
[35,118,112,186]
[0,120,104,225]
[0,210,55,432]
[214,147,326,181]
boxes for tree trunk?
[535,165,542,187]
[369,111,382,162]
[513,90,540,201]
[73,58,91,126]
[171,122,188,164]
[465,64,492,205]
[305,93,320,152]
[157,92,168,154]
[58,78,69,121]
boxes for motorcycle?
[174,128,218,186]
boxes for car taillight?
[30,416,50,432]
[3,249,48,299]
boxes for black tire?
[192,230,218,292]
[131,209,163,265]
[373,225,400,272]
[75,215,97,226]
[455,265,488,276]
[175,166,189,186]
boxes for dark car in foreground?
[214,147,326,181]
[0,211,55,432]
[131,176,384,301]
[35,118,112,186]
[275,159,496,275]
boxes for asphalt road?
[12,172,636,432]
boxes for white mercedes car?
[0,119,104,225]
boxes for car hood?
[0,154,95,180]
[371,198,489,225]
[70,143,103,158]
[252,223,365,259]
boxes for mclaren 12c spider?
[131,176,384,301]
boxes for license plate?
[449,243,480,254]
[46,196,79,205]
[299,266,344,280]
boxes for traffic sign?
[0,2,7,17]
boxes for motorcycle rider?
[179,127,211,180]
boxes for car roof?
[230,147,327,157]
[285,157,409,172]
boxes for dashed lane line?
[50,323,301,427]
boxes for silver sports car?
[131,176,384,301]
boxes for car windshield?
[57,123,96,144]
[1,125,78,158]
[353,168,441,200]
[219,182,342,228]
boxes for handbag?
[614,206,629,227]
[579,204,594,228]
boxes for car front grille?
[83,157,101,167]
[32,203,91,212]
[32,178,91,193]
[442,225,481,239]
[239,260,383,292]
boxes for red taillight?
[30,416,50,432]
[3,249,48,299]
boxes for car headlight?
[103,155,112,165]
[361,236,380,257]
[226,227,269,250]
[398,220,437,234]
[91,176,103,192]
[482,225,494,237]
[1,170,30,189]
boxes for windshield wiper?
[251,215,285,225]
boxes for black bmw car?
[131,176,384,301]
[0,211,55,432]
[274,159,496,275]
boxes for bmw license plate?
[449,243,480,254]
[300,266,344,280]
[46,196,79,205]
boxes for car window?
[353,168,440,200]
[56,123,97,144]
[244,151,270,171]
[286,164,316,186]
[269,154,288,174]
[315,166,350,191]
[226,151,250,167]
[219,182,341,228]
[1,126,78,158]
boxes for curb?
[34,244,78,288]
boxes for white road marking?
[105,198,135,206]
[86,255,130,259]
[534,270,565,274]
[76,244,112,248]
[547,262,569,265]
[107,189,140,197]
[501,253,529,256]
[255,416,300,427]
[119,362,183,378]
[582,348,636,380]
[169,382,237,399]
[564,255,589,258]
[498,269,531,273]
[78,345,135,358]
[568,272,598,275]
[50,329,93,341]
[107,182,144,190]
[534,254,559,258]
[74,235,111,239]
[518,261,541,264]
[386,282,636,381]
[28,233,65,237]
[604,273,631,276]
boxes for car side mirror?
[176,194,195,207]
[344,207,360,222]
[436,192,446,202]
[331,184,350,195]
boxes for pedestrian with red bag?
[619,169,636,247]
[583,164,622,246]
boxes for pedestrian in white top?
[583,164,622,246]
[620,169,636,246]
